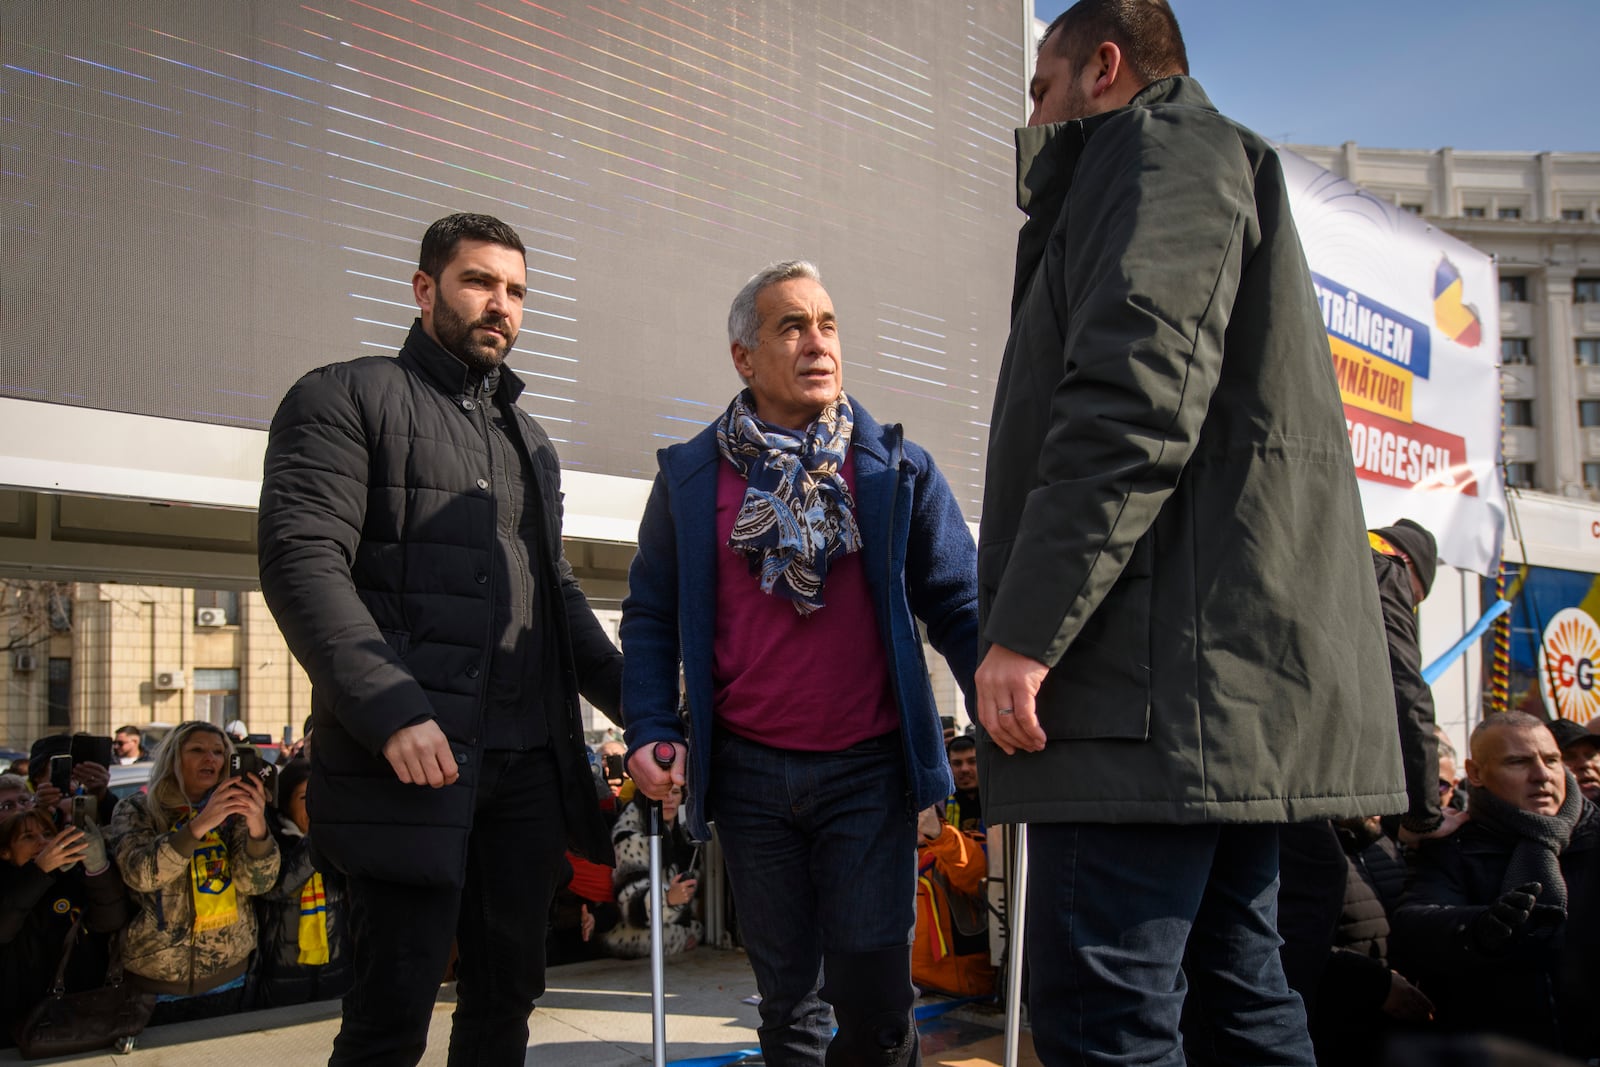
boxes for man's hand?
[628,742,685,802]
[1398,807,1470,848]
[975,644,1049,755]
[72,761,110,797]
[917,805,944,843]
[1381,970,1435,1021]
[1469,881,1543,953]
[382,720,459,788]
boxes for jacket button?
[476,478,489,490]
[475,572,488,584]
[466,665,481,679]
[462,399,476,412]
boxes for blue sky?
[1030,1,1596,153]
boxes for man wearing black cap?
[1547,718,1600,804]
[1369,519,1449,838]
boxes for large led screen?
[1,1,1023,517]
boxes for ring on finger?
[997,707,1015,716]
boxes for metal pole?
[647,742,677,1067]
[1004,823,1029,1067]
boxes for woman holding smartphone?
[108,721,278,1025]
[0,808,126,1048]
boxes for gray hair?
[728,260,822,350]
[0,773,26,794]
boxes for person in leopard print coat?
[601,787,701,960]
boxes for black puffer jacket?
[259,322,623,886]
[251,819,351,1008]
[1392,803,1600,1057]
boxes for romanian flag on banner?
[1433,257,1482,347]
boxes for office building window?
[1587,463,1600,488]
[1505,462,1536,489]
[1578,339,1600,365]
[1499,276,1528,303]
[1503,400,1535,427]
[1577,278,1600,304]
[193,668,240,726]
[1498,206,1522,220]
[1564,208,1588,222]
[193,590,239,625]
[1462,206,1486,218]
[47,658,70,728]
[1501,337,1532,364]
[1582,401,1600,428]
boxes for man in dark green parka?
[972,2,1405,1063]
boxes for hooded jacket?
[978,76,1403,824]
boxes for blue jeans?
[1026,822,1314,1067]
[710,730,919,1067]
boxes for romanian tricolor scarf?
[174,806,239,934]
[297,872,330,965]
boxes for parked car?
[107,762,152,801]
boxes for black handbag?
[13,913,155,1059]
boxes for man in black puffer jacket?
[1393,713,1600,1059]
[259,213,622,1067]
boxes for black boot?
[820,946,920,1067]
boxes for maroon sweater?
[713,457,897,751]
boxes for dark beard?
[432,292,516,373]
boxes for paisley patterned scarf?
[716,389,861,615]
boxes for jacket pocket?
[1034,535,1155,742]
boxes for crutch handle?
[651,741,678,770]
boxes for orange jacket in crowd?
[912,822,995,998]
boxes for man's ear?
[1464,757,1483,787]
[412,270,435,315]
[1089,41,1124,100]
[731,341,752,382]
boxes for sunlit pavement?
[0,949,1033,1066]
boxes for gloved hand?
[78,822,110,877]
[1469,881,1541,953]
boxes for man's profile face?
[1028,36,1095,127]
[730,277,843,430]
[949,748,979,793]
[415,238,527,372]
[1467,725,1566,815]
[113,732,139,759]
[1562,737,1600,803]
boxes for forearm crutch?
[648,741,678,1067]
[1004,824,1028,1067]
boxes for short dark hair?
[1042,0,1188,84]
[115,725,141,739]
[417,213,526,280]
[947,735,977,756]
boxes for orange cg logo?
[1540,608,1600,723]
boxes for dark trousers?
[329,748,567,1067]
[711,730,920,1067]
[1026,822,1315,1067]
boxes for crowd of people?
[3,2,1577,1064]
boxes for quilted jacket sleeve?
[258,367,435,754]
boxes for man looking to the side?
[623,260,979,1067]
[259,212,622,1067]
[972,2,1402,1063]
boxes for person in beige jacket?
[109,721,278,1025]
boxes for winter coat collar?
[398,318,526,405]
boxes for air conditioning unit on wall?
[154,669,185,691]
[13,652,37,672]
[195,608,227,627]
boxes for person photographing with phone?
[0,804,128,1049]
[600,784,700,960]
[108,721,279,1025]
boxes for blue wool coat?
[620,401,979,842]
